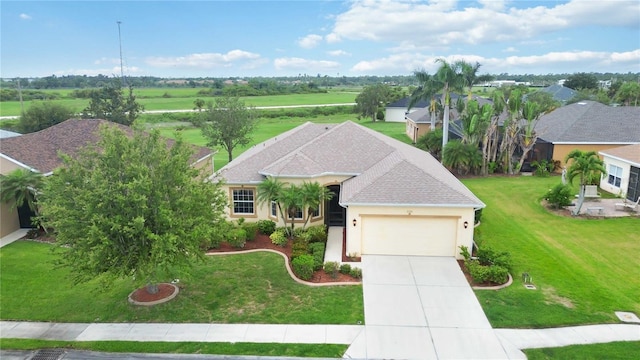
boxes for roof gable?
[0,119,212,174]
[600,144,640,167]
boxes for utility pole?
[117,21,125,86]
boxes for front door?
[17,202,36,228]
[325,185,345,227]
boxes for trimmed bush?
[256,220,276,235]
[291,239,309,261]
[339,263,351,275]
[466,260,490,283]
[305,225,328,243]
[349,267,362,279]
[323,261,339,279]
[227,228,247,248]
[476,247,512,271]
[242,222,259,241]
[292,255,315,281]
[269,229,288,246]
[545,183,573,209]
[308,242,326,270]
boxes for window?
[288,207,303,220]
[270,201,278,218]
[608,165,623,188]
[311,203,321,218]
[232,189,254,215]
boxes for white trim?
[553,142,638,145]
[258,170,359,178]
[599,153,640,168]
[340,201,486,209]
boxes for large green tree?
[615,81,640,106]
[355,83,392,122]
[39,125,226,294]
[19,101,75,133]
[196,96,255,162]
[81,80,143,126]
[564,73,598,91]
[564,150,606,216]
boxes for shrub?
[203,221,233,249]
[227,228,247,248]
[339,263,352,274]
[292,255,314,281]
[242,222,259,241]
[256,220,276,235]
[487,265,509,284]
[459,245,472,261]
[466,260,490,283]
[305,225,327,243]
[308,242,326,270]
[291,239,309,261]
[323,261,339,279]
[26,229,40,239]
[476,247,512,271]
[545,183,573,209]
[269,229,288,246]
[349,267,362,279]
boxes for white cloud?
[327,50,350,57]
[350,49,640,75]
[298,34,323,49]
[503,47,518,53]
[146,50,262,69]
[327,0,640,49]
[19,13,32,20]
[94,57,120,65]
[274,57,340,71]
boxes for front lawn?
[463,176,640,328]
[0,241,363,324]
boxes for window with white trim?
[607,164,623,187]
[288,207,303,220]
[270,201,278,218]
[232,189,254,215]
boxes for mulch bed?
[130,283,177,303]
[207,233,360,284]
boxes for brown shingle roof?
[0,119,212,174]
[600,144,640,167]
[217,121,484,208]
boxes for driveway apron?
[344,255,518,359]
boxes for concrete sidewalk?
[0,321,362,344]
[496,324,640,349]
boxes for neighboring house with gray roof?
[530,84,577,104]
[0,119,214,238]
[532,101,640,167]
[599,144,640,202]
[385,97,429,123]
[216,121,485,259]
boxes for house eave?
[340,201,486,209]
[0,153,41,173]
[551,141,640,145]
[599,153,640,168]
[258,171,359,179]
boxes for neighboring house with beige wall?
[532,101,640,168]
[0,119,214,238]
[215,121,485,259]
[599,144,640,202]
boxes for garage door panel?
[361,216,457,257]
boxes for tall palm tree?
[0,168,43,214]
[257,176,286,225]
[565,150,606,216]
[299,182,333,229]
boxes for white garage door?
[361,216,458,257]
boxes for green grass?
[462,176,640,328]
[156,116,408,169]
[524,341,640,359]
[0,91,357,117]
[0,241,363,324]
[0,339,348,358]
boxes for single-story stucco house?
[0,119,214,238]
[214,121,485,259]
[532,101,640,168]
[599,144,640,202]
[385,97,429,123]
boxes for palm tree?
[279,184,302,235]
[0,168,43,214]
[299,182,333,229]
[565,150,606,216]
[257,176,286,225]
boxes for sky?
[1,0,639,79]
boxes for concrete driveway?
[344,255,523,359]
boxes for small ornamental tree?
[40,125,227,295]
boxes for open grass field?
[462,176,640,328]
[0,241,363,324]
[0,89,358,117]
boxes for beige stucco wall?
[222,174,352,227]
[553,144,625,167]
[345,205,475,260]
[0,157,29,237]
[599,156,630,197]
